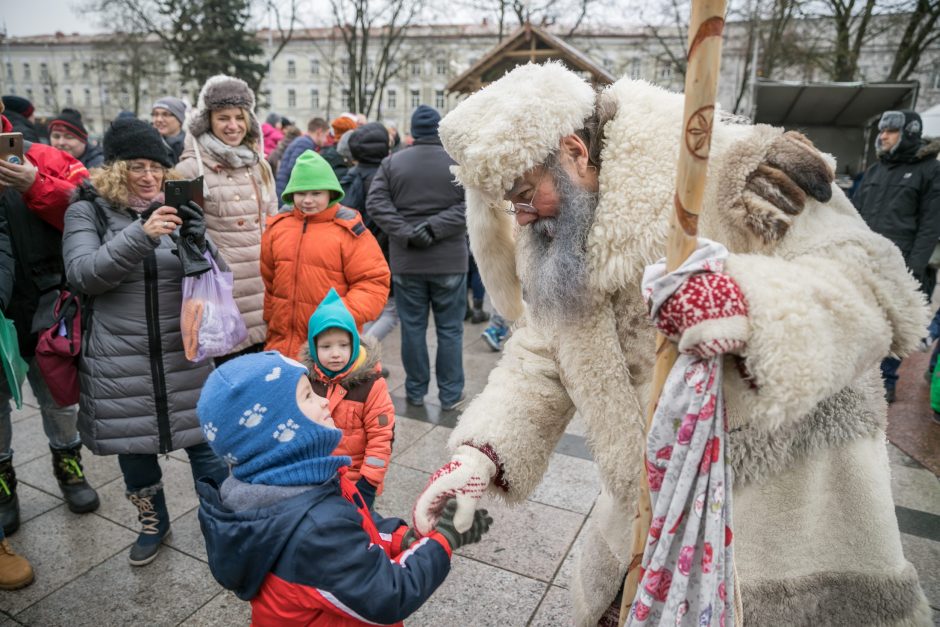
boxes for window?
[43,86,52,106]
[40,62,49,79]
[932,71,940,91]
[84,87,92,106]
[310,58,319,76]
[101,87,109,105]
[435,89,444,109]
[310,88,319,110]
[387,89,396,109]
[23,63,31,80]
[65,88,73,106]
[603,58,613,72]
[410,89,420,108]
[287,59,296,78]
[629,58,642,80]
[342,89,351,109]
[288,88,296,108]
[436,58,447,75]
[82,62,90,78]
[5,63,12,80]
[119,88,130,107]
[657,62,673,82]
[63,62,70,78]
[341,59,349,75]
[410,61,421,76]
[25,87,33,101]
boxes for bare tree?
[886,0,940,80]
[325,0,427,118]
[91,32,168,116]
[454,0,598,42]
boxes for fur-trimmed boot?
[469,299,490,324]
[0,538,34,590]
[0,458,20,536]
[126,483,171,567]
[51,445,100,513]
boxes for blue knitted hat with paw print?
[197,351,350,486]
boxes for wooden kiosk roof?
[447,23,615,94]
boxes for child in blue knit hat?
[299,288,395,509]
[195,351,492,626]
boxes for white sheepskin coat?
[447,78,933,625]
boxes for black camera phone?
[163,176,204,210]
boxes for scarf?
[127,191,165,212]
[628,239,736,627]
[197,132,260,169]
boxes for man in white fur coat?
[410,62,933,625]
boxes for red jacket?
[2,114,88,232]
[299,339,394,493]
[261,205,390,359]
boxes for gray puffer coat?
[62,185,213,455]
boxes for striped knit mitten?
[655,273,749,359]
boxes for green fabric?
[281,150,345,206]
[308,288,360,377]
[0,313,28,409]
[931,359,940,414]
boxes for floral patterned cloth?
[628,239,736,627]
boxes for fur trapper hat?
[439,62,596,199]
[188,74,261,147]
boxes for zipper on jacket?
[143,249,173,454]
[288,217,308,354]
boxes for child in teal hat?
[299,288,395,507]
[261,150,390,360]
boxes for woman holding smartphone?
[176,74,277,363]
[62,118,227,568]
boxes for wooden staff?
[618,1,727,624]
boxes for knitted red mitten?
[655,273,749,358]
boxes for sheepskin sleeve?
[448,320,575,501]
[723,192,928,431]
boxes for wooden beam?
[504,49,557,58]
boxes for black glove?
[407,221,435,249]
[177,201,208,253]
[400,528,419,552]
[433,498,492,550]
[355,476,377,510]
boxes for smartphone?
[0,133,24,165]
[163,176,204,210]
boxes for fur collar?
[915,136,940,161]
[297,336,382,388]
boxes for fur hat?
[49,108,88,142]
[103,117,174,168]
[197,351,350,486]
[188,74,261,147]
[439,62,596,199]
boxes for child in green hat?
[261,150,390,360]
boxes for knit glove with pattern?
[413,444,496,535]
[655,272,749,358]
[434,499,493,551]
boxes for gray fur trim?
[728,384,884,486]
[125,482,164,499]
[741,563,932,626]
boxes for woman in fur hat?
[176,75,277,361]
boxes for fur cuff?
[678,315,749,356]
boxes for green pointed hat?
[282,150,345,206]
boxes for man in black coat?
[854,109,940,401]
[367,106,468,411]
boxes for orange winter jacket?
[261,205,390,359]
[299,339,395,492]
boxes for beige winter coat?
[444,78,932,625]
[176,134,277,350]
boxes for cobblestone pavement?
[0,318,937,626]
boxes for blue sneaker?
[482,326,505,352]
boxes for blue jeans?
[0,357,81,462]
[468,255,485,301]
[118,442,228,492]
[881,357,901,391]
[393,273,466,406]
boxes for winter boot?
[0,458,20,536]
[51,445,100,514]
[127,484,171,567]
[0,539,34,590]
[470,299,490,324]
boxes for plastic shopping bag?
[0,312,28,409]
[181,253,248,362]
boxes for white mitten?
[412,444,497,535]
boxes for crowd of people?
[0,75,503,608]
[0,59,937,626]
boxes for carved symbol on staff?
[685,105,715,160]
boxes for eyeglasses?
[505,168,546,216]
[127,164,166,176]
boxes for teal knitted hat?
[197,351,350,486]
[282,149,345,206]
[308,288,360,377]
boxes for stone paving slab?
[179,590,250,625]
[529,584,575,626]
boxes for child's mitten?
[434,499,492,551]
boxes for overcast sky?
[4,0,104,36]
